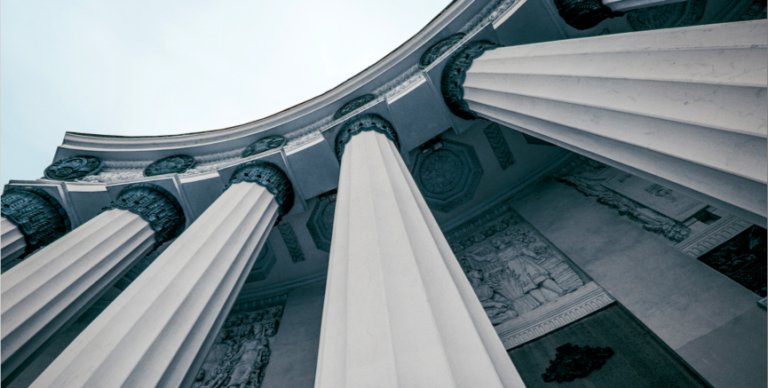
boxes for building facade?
[1,0,766,387]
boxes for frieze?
[446,202,614,348]
[412,138,483,212]
[113,184,186,243]
[553,0,621,30]
[419,33,466,68]
[228,161,295,216]
[334,114,400,161]
[44,155,103,181]
[193,304,285,388]
[554,157,690,243]
[242,135,287,158]
[277,223,305,263]
[483,123,514,170]
[441,40,498,120]
[542,343,614,383]
[333,94,376,120]
[144,154,197,176]
[676,215,751,258]
[1,187,71,254]
[626,0,705,31]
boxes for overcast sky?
[1,0,450,186]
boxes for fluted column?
[316,114,524,387]
[445,21,767,225]
[32,161,294,388]
[1,188,71,270]
[1,184,184,379]
[1,217,26,268]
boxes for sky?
[1,0,450,186]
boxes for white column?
[32,182,280,387]
[316,128,524,387]
[1,217,26,269]
[461,21,767,225]
[602,0,684,12]
[1,209,155,378]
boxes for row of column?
[1,19,762,388]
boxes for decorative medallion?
[333,94,376,120]
[229,161,295,216]
[242,135,287,158]
[412,139,483,212]
[1,187,71,253]
[44,155,103,181]
[553,0,621,30]
[307,192,336,252]
[113,184,186,243]
[419,33,466,68]
[483,123,515,170]
[277,222,305,263]
[143,154,196,176]
[441,40,497,120]
[334,113,400,161]
[542,343,614,383]
[626,0,706,31]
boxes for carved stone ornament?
[43,155,103,181]
[1,187,71,252]
[143,154,197,176]
[441,40,497,120]
[419,33,466,68]
[334,113,400,160]
[333,94,376,120]
[228,161,295,216]
[483,123,515,169]
[307,192,336,252]
[194,304,284,388]
[553,0,622,30]
[541,343,614,383]
[242,135,287,158]
[626,0,705,31]
[113,184,186,243]
[277,222,305,263]
[412,138,483,212]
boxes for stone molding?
[143,154,197,176]
[113,184,186,243]
[441,40,498,120]
[228,161,295,216]
[44,155,103,181]
[334,113,400,160]
[1,187,71,253]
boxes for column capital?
[113,184,186,243]
[441,40,498,120]
[1,187,70,253]
[229,161,295,216]
[334,113,400,161]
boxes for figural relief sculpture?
[193,305,284,388]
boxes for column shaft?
[32,182,278,387]
[316,131,524,387]
[1,217,26,270]
[1,209,155,378]
[462,20,767,225]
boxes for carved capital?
[1,187,71,252]
[419,33,465,68]
[333,94,376,120]
[334,113,400,160]
[242,135,286,158]
[114,184,186,243]
[229,161,295,216]
[441,40,498,120]
[44,155,103,181]
[144,154,197,176]
[553,0,621,30]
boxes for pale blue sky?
[1,0,450,186]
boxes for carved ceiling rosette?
[242,135,287,158]
[333,94,376,120]
[143,154,197,176]
[307,191,336,252]
[1,187,71,253]
[419,32,465,68]
[412,138,483,212]
[44,155,103,181]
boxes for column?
[444,21,767,225]
[31,161,294,388]
[1,217,26,269]
[316,114,524,387]
[1,184,184,379]
[1,188,71,271]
